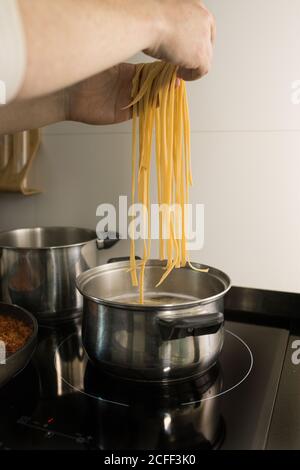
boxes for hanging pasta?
[127,61,207,304]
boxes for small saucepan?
[76,260,231,383]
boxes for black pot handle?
[107,256,141,264]
[96,231,119,250]
[157,312,224,341]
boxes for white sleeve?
[0,0,26,103]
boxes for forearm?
[0,91,66,134]
[17,0,160,99]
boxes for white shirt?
[0,0,26,103]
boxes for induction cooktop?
[0,301,289,450]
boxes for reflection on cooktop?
[54,328,253,408]
[0,318,288,450]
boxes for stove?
[0,287,299,451]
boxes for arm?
[0,64,135,134]
[17,0,215,99]
[0,92,66,135]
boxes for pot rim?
[76,260,231,311]
[0,226,97,251]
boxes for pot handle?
[96,231,119,250]
[157,312,224,341]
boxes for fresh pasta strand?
[129,62,208,303]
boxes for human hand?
[67,63,136,125]
[145,0,216,80]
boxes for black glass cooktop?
[0,312,289,451]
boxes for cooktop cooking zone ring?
[53,328,254,408]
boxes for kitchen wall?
[1,0,300,293]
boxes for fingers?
[145,0,216,83]
[177,6,215,82]
[211,14,216,45]
[200,1,216,42]
[177,66,206,81]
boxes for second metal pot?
[76,260,231,382]
[0,227,118,321]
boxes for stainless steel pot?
[76,260,231,382]
[0,227,118,321]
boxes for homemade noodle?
[127,62,207,303]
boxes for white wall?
[1,0,300,293]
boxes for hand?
[145,0,216,80]
[67,63,136,125]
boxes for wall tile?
[2,129,299,293]
[188,131,300,292]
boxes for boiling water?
[109,292,199,306]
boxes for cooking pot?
[0,227,118,322]
[76,260,231,382]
